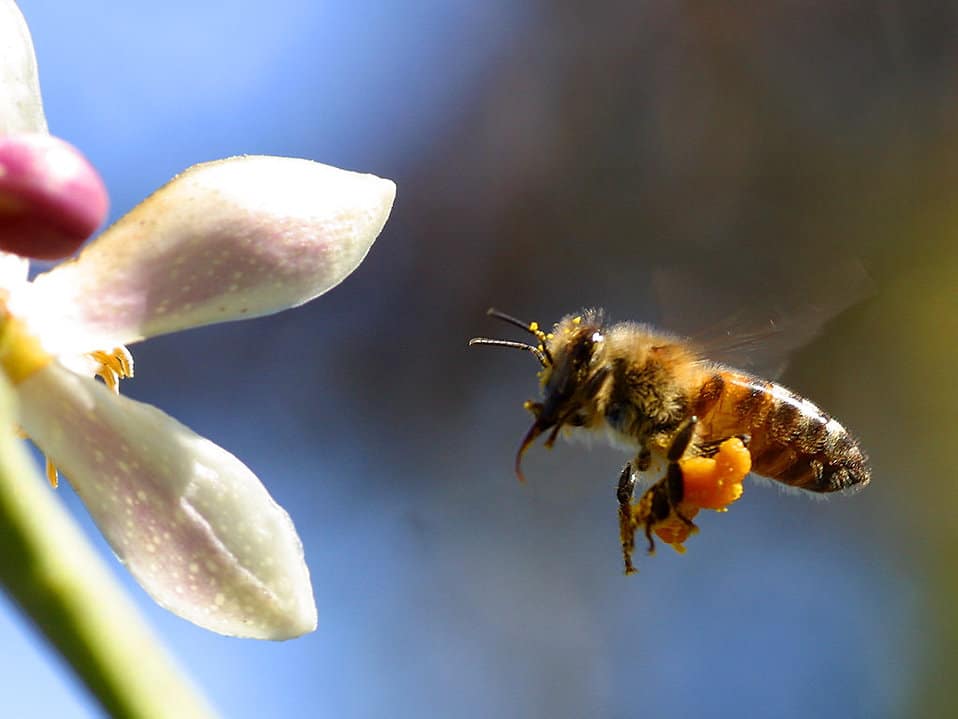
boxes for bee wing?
[651,259,874,379]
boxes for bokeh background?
[5,1,957,717]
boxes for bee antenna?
[468,338,548,367]
[486,308,537,336]
[484,308,554,365]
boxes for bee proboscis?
[470,307,870,573]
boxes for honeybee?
[470,307,870,573]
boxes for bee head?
[469,308,605,481]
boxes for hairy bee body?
[470,307,870,570]
[541,311,869,492]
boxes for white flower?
[0,0,396,640]
[1,157,394,640]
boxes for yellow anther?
[572,316,582,325]
[90,347,134,394]
[114,346,133,377]
[45,457,59,488]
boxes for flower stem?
[0,379,215,718]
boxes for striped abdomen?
[692,369,870,492]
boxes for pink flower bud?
[0,133,108,259]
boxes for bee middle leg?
[628,416,701,564]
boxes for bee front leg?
[616,462,638,574]
[617,445,652,574]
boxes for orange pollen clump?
[651,506,701,552]
[651,437,752,551]
[680,437,751,510]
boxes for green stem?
[0,380,216,719]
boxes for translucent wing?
[651,259,874,378]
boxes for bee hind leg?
[667,415,699,462]
[667,462,698,534]
[663,420,700,535]
[698,432,751,457]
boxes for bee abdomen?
[696,371,870,493]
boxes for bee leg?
[632,420,702,553]
[616,462,638,574]
[667,415,699,462]
[665,420,700,533]
[618,446,653,573]
[666,461,698,533]
[644,518,656,554]
[633,476,673,555]
[698,432,751,457]
[635,446,651,472]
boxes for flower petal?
[16,361,318,640]
[0,250,28,290]
[25,156,395,354]
[0,1,48,135]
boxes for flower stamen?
[39,347,135,484]
[90,347,134,393]
[45,455,58,488]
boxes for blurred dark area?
[9,1,958,717]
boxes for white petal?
[25,156,395,355]
[17,361,318,640]
[0,250,28,289]
[0,1,48,135]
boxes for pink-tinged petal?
[0,134,109,259]
[0,1,48,135]
[26,156,395,354]
[17,361,317,640]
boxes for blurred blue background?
[5,1,957,717]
